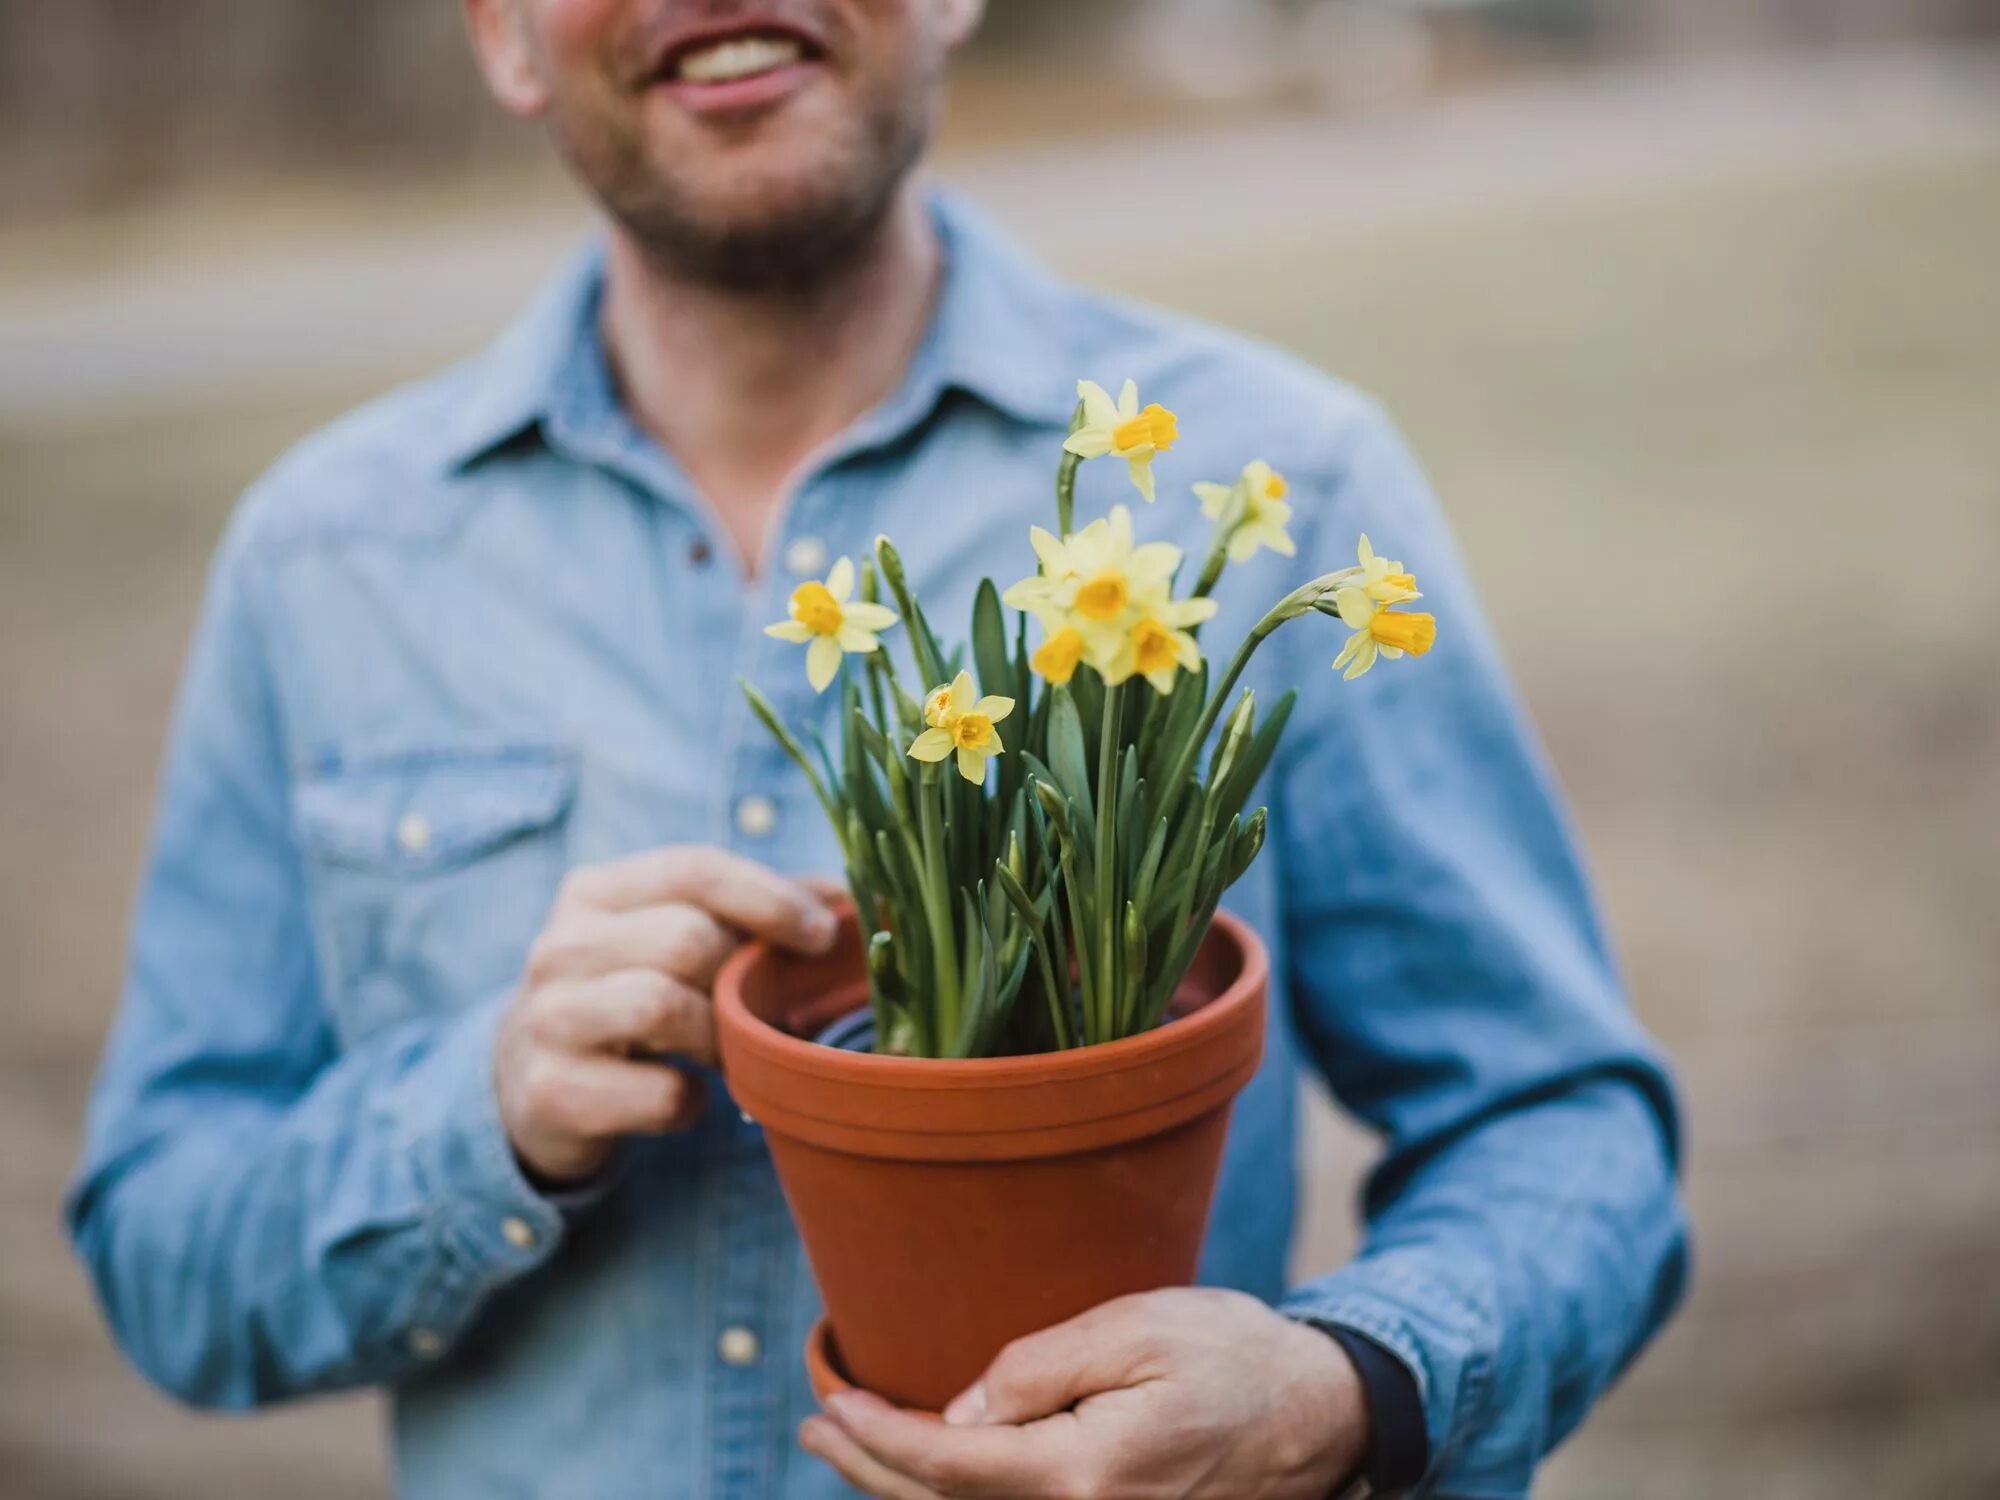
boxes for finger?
[532,905,739,986]
[538,1054,705,1138]
[561,846,838,952]
[950,1295,1163,1427]
[800,1415,946,1500]
[538,970,717,1065]
[824,1391,1078,1500]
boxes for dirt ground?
[3,143,1997,1496]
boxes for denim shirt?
[68,195,1687,1499]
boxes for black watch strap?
[1319,1323,1430,1495]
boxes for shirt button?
[717,1326,761,1367]
[735,794,778,839]
[688,537,714,567]
[396,812,432,855]
[783,536,828,577]
[501,1216,537,1251]
[408,1328,445,1359]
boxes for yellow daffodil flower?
[1195,459,1297,563]
[1031,626,1086,684]
[1000,525,1077,626]
[1065,379,1180,503]
[1332,588,1438,681]
[1100,596,1218,694]
[1003,505,1181,656]
[763,556,899,692]
[1332,533,1420,607]
[907,670,1016,786]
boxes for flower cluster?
[1002,506,1216,696]
[745,377,1443,1058]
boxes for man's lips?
[655,57,820,114]
[647,23,828,114]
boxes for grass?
[4,146,1997,1498]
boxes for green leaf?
[874,535,949,687]
[1210,690,1296,829]
[1225,807,1269,886]
[1045,688,1095,830]
[971,580,1011,706]
[1140,658,1207,784]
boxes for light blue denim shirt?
[69,194,1687,1499]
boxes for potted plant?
[717,379,1439,1412]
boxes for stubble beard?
[559,84,935,295]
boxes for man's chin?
[617,180,900,291]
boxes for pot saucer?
[805,1318,942,1420]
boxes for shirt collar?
[435,190,1078,476]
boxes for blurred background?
[4,1,1998,1495]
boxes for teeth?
[675,34,804,84]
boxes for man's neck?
[599,188,943,575]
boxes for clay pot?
[714,908,1268,1412]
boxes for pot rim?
[715,906,1268,1088]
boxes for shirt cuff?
[1280,1248,1494,1485]
[390,993,570,1348]
[1321,1324,1429,1493]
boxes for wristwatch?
[1296,1319,1429,1497]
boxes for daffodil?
[1031,626,1086,684]
[1332,589,1438,681]
[907,671,1016,786]
[763,557,899,692]
[1003,505,1182,665]
[1000,526,1077,626]
[1332,534,1419,607]
[1066,379,1180,503]
[1101,596,1218,694]
[1195,460,1297,563]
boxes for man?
[67,1,1688,1495]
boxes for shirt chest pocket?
[295,748,577,1048]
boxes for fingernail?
[803,904,838,949]
[943,1382,988,1426]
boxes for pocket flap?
[297,748,575,872]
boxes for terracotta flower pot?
[714,908,1268,1412]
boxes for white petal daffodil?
[1331,533,1421,608]
[1195,459,1297,563]
[1030,625,1087,685]
[1102,596,1219,695]
[1064,378,1180,503]
[907,671,1017,786]
[1006,506,1185,680]
[763,556,900,692]
[999,525,1077,627]
[1331,588,1438,681]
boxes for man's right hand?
[495,845,838,1184]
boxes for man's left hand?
[799,1287,1369,1499]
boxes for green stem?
[1191,536,1231,603]
[1164,605,1292,800]
[739,679,844,846]
[1094,683,1123,1041]
[918,768,960,1054]
[1026,904,1072,1051]
[1055,397,1087,535]
[1190,490,1245,604]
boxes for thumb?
[944,1297,1156,1428]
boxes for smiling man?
[67,3,1688,1497]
